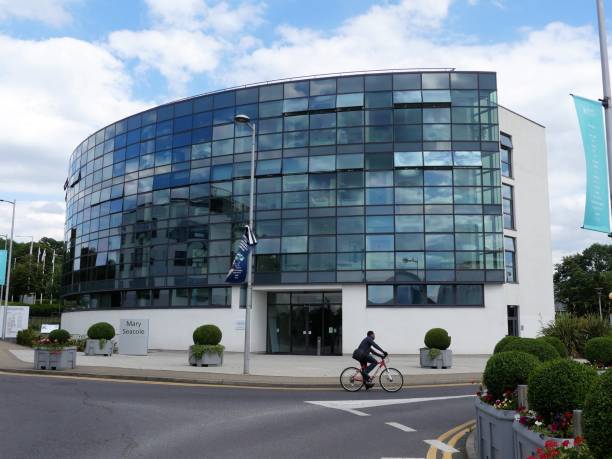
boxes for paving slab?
[0,340,485,388]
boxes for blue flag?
[572,95,611,233]
[0,250,6,286]
[225,225,258,284]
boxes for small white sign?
[41,323,60,333]
[0,306,29,338]
[119,319,149,355]
[234,319,245,331]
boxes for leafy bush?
[193,324,222,345]
[191,344,225,358]
[584,337,612,367]
[16,328,39,347]
[502,337,560,362]
[424,328,451,350]
[537,336,568,358]
[541,314,611,357]
[493,335,521,354]
[87,322,115,340]
[584,369,612,459]
[482,351,540,400]
[528,359,598,423]
[48,328,71,344]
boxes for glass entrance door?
[267,291,342,355]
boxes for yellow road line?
[0,370,478,391]
[442,422,475,459]
[426,419,476,459]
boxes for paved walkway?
[0,340,486,387]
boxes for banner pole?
[596,0,612,234]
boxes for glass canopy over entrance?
[266,291,342,355]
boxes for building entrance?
[266,291,341,355]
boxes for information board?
[0,306,29,338]
[118,319,149,355]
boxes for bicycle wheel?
[340,367,364,392]
[379,368,403,392]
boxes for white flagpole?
[596,0,612,233]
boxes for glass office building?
[61,70,554,354]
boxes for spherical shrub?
[482,351,540,400]
[584,369,612,459]
[48,328,71,344]
[193,324,222,345]
[537,336,568,358]
[528,359,598,423]
[502,337,560,362]
[584,337,612,367]
[493,336,521,354]
[87,322,115,340]
[424,328,451,350]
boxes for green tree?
[554,243,612,315]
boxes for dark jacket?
[357,336,384,357]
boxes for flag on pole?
[37,247,40,263]
[225,225,257,284]
[572,95,611,233]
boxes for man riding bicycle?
[352,331,388,390]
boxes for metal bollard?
[573,410,583,438]
[517,385,529,410]
[317,336,321,356]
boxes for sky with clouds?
[0,0,610,263]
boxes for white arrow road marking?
[305,394,474,416]
[423,439,459,453]
[385,422,416,432]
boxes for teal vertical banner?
[0,249,6,286]
[573,95,611,233]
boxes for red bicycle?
[340,356,403,392]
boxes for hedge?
[193,324,222,345]
[482,351,540,400]
[424,328,451,350]
[87,322,115,340]
[584,337,612,367]
[584,369,612,459]
[502,337,560,362]
[537,336,568,358]
[493,336,521,354]
[528,359,598,424]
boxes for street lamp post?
[234,114,256,375]
[595,287,604,320]
[0,199,16,340]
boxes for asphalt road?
[0,373,477,459]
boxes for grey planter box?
[419,348,453,368]
[34,347,77,370]
[85,339,113,356]
[475,398,516,459]
[188,347,223,367]
[512,421,574,459]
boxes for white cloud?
[0,201,65,242]
[107,0,265,95]
[0,0,75,27]
[108,29,225,94]
[0,34,148,220]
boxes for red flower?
[574,436,583,446]
[561,440,569,448]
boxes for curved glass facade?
[62,71,503,310]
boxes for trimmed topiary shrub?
[502,337,560,362]
[193,324,222,345]
[48,328,71,345]
[584,369,612,459]
[482,351,540,400]
[493,335,521,354]
[424,328,451,350]
[528,359,598,423]
[16,328,39,347]
[537,336,567,358]
[584,337,612,367]
[87,322,115,340]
